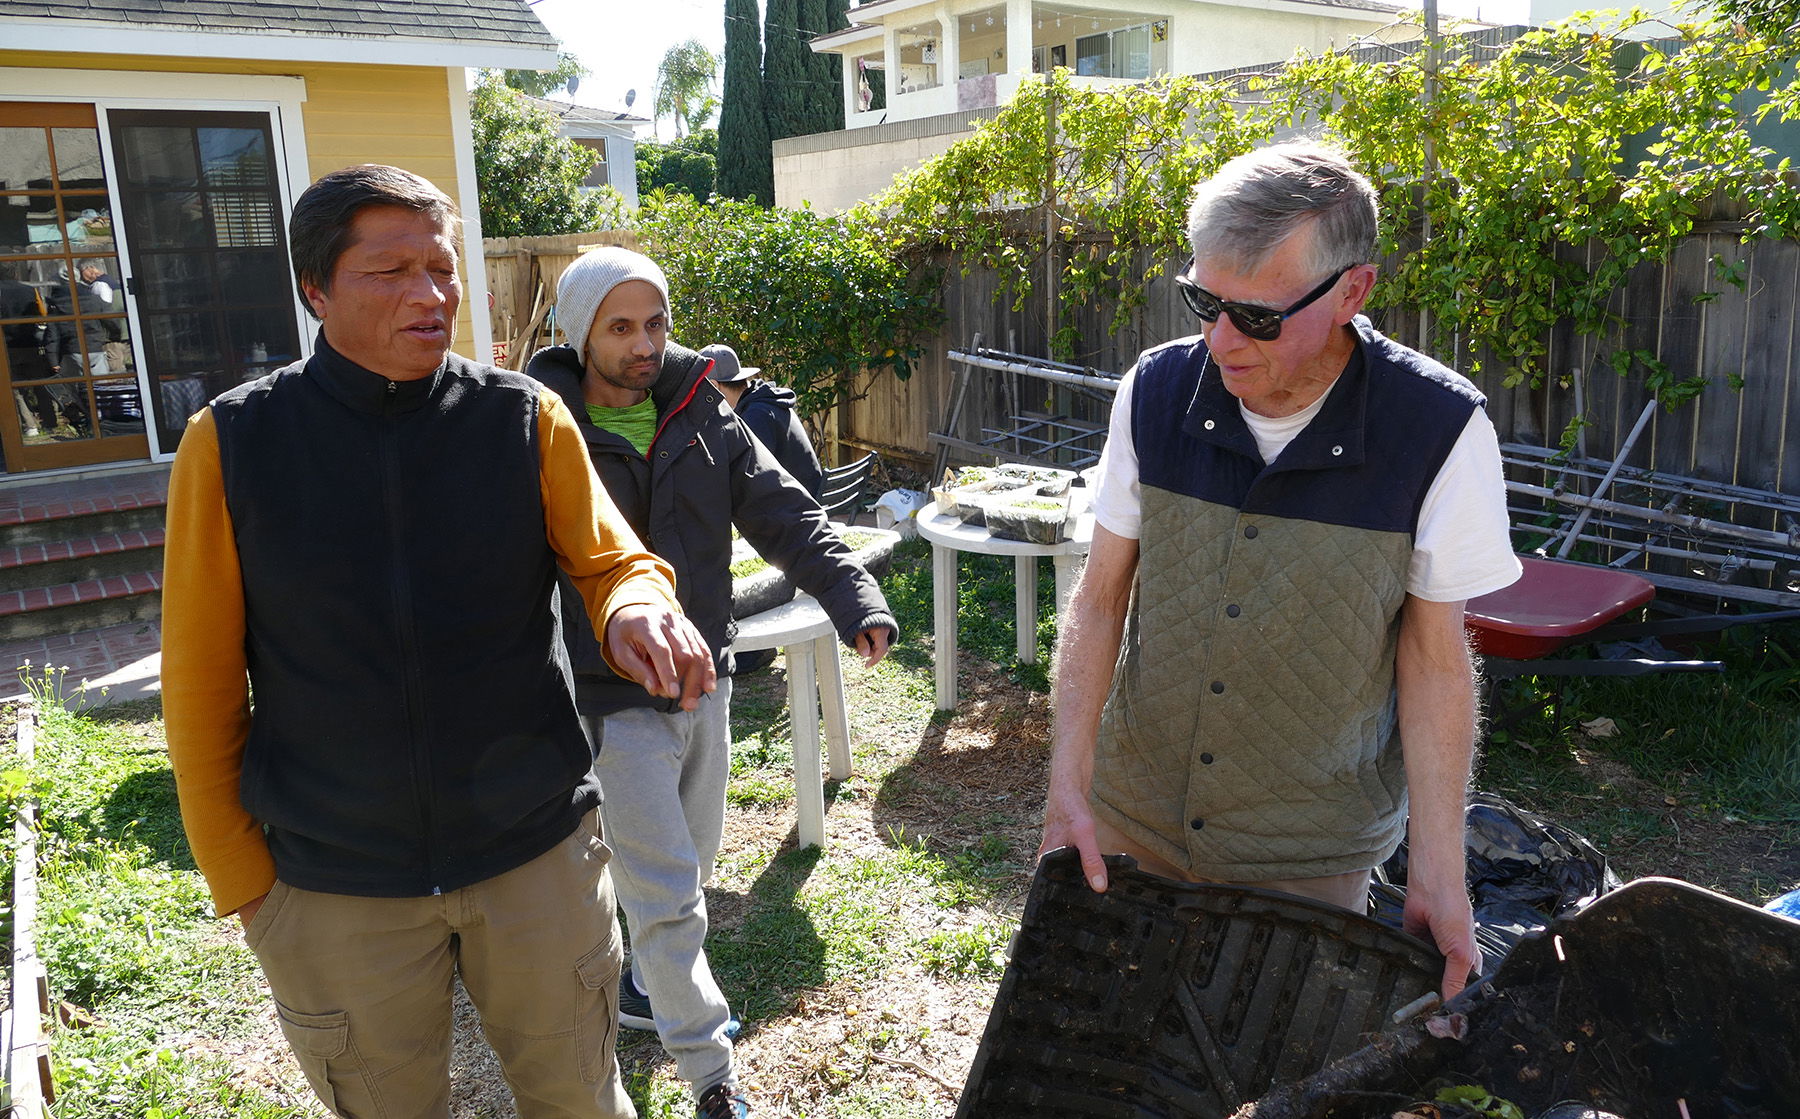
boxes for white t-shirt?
[1089,364,1521,603]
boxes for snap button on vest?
[1210,680,1225,694]
[1332,445,1344,456]
[1204,419,1215,430]
[1200,752,1214,765]
[1243,524,1258,539]
[1225,604,1240,618]
[1190,817,1205,830]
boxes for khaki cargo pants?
[245,811,635,1118]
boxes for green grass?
[879,538,1057,694]
[1479,624,1800,825]
[22,692,310,1119]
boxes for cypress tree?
[818,0,849,131]
[718,0,774,204]
[762,0,809,142]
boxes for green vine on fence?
[856,2,1800,403]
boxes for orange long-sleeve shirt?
[162,390,680,917]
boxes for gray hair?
[1186,143,1377,277]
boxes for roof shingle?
[0,0,560,50]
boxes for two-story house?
[786,0,1411,210]
[526,95,648,209]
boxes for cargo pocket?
[574,941,622,1084]
[273,1000,351,1112]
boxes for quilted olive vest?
[1090,318,1482,881]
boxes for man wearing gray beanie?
[527,246,897,1119]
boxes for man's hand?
[853,625,892,668]
[1038,785,1109,893]
[1402,876,1478,1001]
[605,603,717,710]
[237,892,267,929]
[1037,526,1139,897]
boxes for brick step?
[0,570,162,642]
[0,529,165,595]
[0,497,166,548]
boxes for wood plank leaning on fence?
[482,231,639,371]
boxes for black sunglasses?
[1174,264,1352,341]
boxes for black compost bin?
[957,849,1444,1118]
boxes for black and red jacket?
[525,340,896,714]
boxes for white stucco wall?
[604,133,640,208]
[818,0,1408,127]
[774,108,1001,214]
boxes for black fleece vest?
[211,339,595,897]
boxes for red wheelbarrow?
[1465,556,1726,679]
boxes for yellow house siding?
[296,65,477,358]
[0,51,480,360]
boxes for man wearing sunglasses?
[1038,142,1519,1002]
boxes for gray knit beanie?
[556,246,672,362]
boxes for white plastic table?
[732,593,850,849]
[915,500,1094,709]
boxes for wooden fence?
[841,229,1800,502]
[482,231,638,369]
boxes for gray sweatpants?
[584,676,736,1098]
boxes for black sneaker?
[696,1083,750,1119]
[618,966,655,1031]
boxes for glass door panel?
[108,109,300,454]
[0,101,146,473]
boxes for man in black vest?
[163,164,714,1118]
[1038,143,1520,1002]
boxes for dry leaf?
[1580,716,1619,738]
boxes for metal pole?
[1554,400,1657,559]
[1044,83,1058,356]
[948,350,1123,393]
[1419,0,1439,353]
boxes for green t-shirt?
[586,396,658,457]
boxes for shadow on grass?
[705,843,828,1028]
[865,676,1046,907]
[101,767,196,871]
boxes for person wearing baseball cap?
[702,343,825,499]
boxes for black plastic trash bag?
[1371,791,1621,974]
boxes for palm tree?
[655,39,720,139]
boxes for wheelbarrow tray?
[1465,556,1656,660]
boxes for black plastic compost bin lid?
[956,849,1443,1118]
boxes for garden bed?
[3,699,52,1118]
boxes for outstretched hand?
[605,603,717,710]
